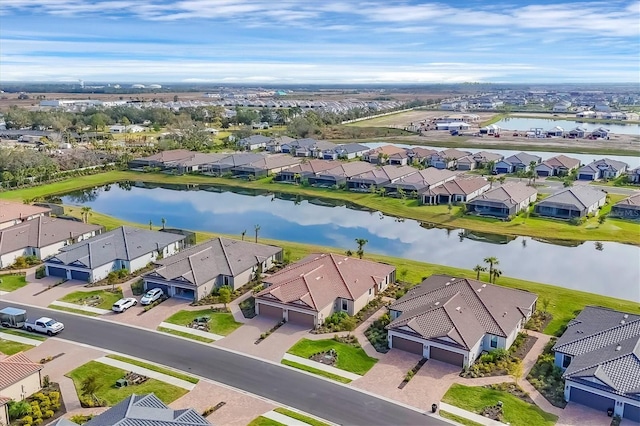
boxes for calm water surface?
[60,184,640,302]
[494,117,640,135]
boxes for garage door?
[391,336,423,355]
[578,174,594,181]
[47,266,67,278]
[623,403,640,422]
[288,310,315,327]
[429,346,465,367]
[569,387,615,412]
[173,287,195,300]
[70,270,90,282]
[537,170,549,177]
[258,303,283,320]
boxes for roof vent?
[477,289,482,292]
[620,320,625,325]
[503,311,508,317]
[616,345,622,351]
[623,314,629,319]
[434,302,440,306]
[445,282,450,286]
[482,284,487,288]
[316,276,322,280]
[456,306,461,311]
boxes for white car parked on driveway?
[140,288,164,305]
[112,297,138,313]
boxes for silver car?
[140,288,164,305]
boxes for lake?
[494,117,640,135]
[59,183,640,302]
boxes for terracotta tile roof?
[0,201,50,225]
[425,177,488,196]
[471,182,537,206]
[319,162,376,178]
[255,253,395,312]
[0,352,42,390]
[282,160,337,175]
[615,193,640,207]
[0,396,11,406]
[542,155,580,169]
[366,145,406,157]
[139,149,195,163]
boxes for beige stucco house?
[0,353,43,426]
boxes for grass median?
[281,359,352,384]
[273,408,330,426]
[106,354,199,384]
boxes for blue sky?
[1,0,638,83]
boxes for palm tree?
[487,176,496,189]
[497,176,506,185]
[80,206,92,223]
[529,161,538,185]
[355,238,368,259]
[254,224,261,243]
[241,229,247,241]
[161,218,166,230]
[483,256,499,280]
[473,265,486,280]
[492,268,502,283]
[149,219,153,230]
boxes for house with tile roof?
[386,275,537,368]
[348,165,417,191]
[53,393,211,426]
[493,152,542,174]
[534,186,607,219]
[610,193,640,221]
[0,216,103,268]
[129,149,196,171]
[308,162,376,187]
[254,253,395,328]
[232,153,301,178]
[535,155,581,177]
[325,143,370,160]
[467,183,538,219]
[0,353,43,426]
[406,147,438,166]
[274,159,337,183]
[0,200,51,230]
[628,166,640,185]
[384,168,457,197]
[164,153,229,174]
[552,306,640,421]
[362,145,407,164]
[44,226,185,283]
[143,237,282,300]
[238,134,271,151]
[577,158,629,181]
[422,177,490,205]
[266,135,296,153]
[201,153,266,176]
[429,148,472,170]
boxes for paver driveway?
[557,402,617,426]
[1,278,87,307]
[104,297,192,329]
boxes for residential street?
[0,301,447,426]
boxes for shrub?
[131,279,144,296]
[35,266,46,279]
[21,415,33,425]
[8,400,31,420]
[70,414,94,425]
[41,375,50,387]
[117,268,129,278]
[44,410,55,419]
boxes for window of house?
[563,354,572,368]
[342,300,348,311]
[369,288,372,295]
[490,336,498,348]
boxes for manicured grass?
[66,360,188,406]
[59,289,123,310]
[287,338,377,375]
[0,338,34,355]
[105,354,199,384]
[442,384,558,426]
[0,329,47,341]
[281,359,352,384]
[164,309,241,336]
[247,417,284,426]
[439,410,483,426]
[0,274,27,291]
[48,304,101,317]
[273,408,330,426]
[157,326,215,343]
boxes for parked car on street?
[112,297,138,313]
[24,317,64,336]
[140,288,164,305]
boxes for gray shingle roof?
[83,393,211,426]
[239,134,270,146]
[147,237,282,287]
[424,177,488,196]
[579,158,629,173]
[504,152,542,165]
[333,143,369,155]
[50,226,185,269]
[536,186,606,210]
[615,193,640,207]
[318,162,376,179]
[470,183,537,207]
[387,275,537,349]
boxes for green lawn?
[442,384,558,426]
[157,326,214,343]
[105,354,199,384]
[164,309,241,336]
[59,289,123,310]
[287,338,378,375]
[0,274,27,291]
[439,410,483,426]
[0,329,47,341]
[247,417,284,426]
[48,304,101,317]
[273,408,330,426]
[0,338,34,355]
[281,359,352,384]
[66,361,188,406]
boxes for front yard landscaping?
[286,337,378,376]
[527,339,567,408]
[105,354,199,384]
[313,297,385,334]
[461,332,535,379]
[7,382,65,426]
[0,273,27,291]
[442,383,558,426]
[364,313,390,353]
[164,308,242,336]
[59,289,123,310]
[66,361,188,406]
[0,329,47,341]
[0,338,34,355]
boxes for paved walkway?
[0,331,44,346]
[95,356,196,391]
[439,402,506,426]
[281,353,362,381]
[229,291,253,324]
[0,291,9,296]
[262,410,308,425]
[50,300,111,315]
[158,321,224,341]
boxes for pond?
[493,117,640,135]
[59,183,640,302]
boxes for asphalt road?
[0,301,448,426]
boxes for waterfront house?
[129,149,195,170]
[309,162,375,187]
[545,126,564,137]
[406,147,438,165]
[479,124,500,135]
[422,177,490,205]
[590,127,610,139]
[535,155,581,177]
[385,168,457,197]
[348,165,416,191]
[466,183,537,219]
[628,166,640,184]
[232,154,301,178]
[274,159,337,183]
[430,148,472,170]
[468,151,504,169]
[0,200,51,230]
[327,143,369,160]
[577,158,629,181]
[610,193,640,221]
[534,186,607,219]
[386,275,537,368]
[293,139,336,158]
[202,153,266,176]
[567,127,588,138]
[494,152,542,174]
[164,152,229,174]
[362,145,407,164]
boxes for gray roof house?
[323,143,369,160]
[552,306,640,421]
[309,162,376,187]
[232,154,301,178]
[69,393,212,426]
[494,152,542,174]
[422,177,490,205]
[577,158,629,181]
[44,226,185,283]
[534,186,607,219]
[610,193,640,221]
[386,275,537,368]
[430,149,472,170]
[0,217,103,268]
[202,153,266,176]
[238,134,271,150]
[274,159,337,183]
[129,149,195,170]
[628,166,640,184]
[348,165,417,191]
[535,155,581,177]
[385,168,457,197]
[144,237,282,300]
[164,153,229,174]
[266,135,296,153]
[467,183,538,219]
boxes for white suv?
[140,288,164,305]
[112,297,137,312]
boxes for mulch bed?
[310,349,338,367]
[511,334,538,360]
[398,358,427,389]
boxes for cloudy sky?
[1,0,638,83]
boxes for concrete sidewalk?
[282,353,362,381]
[95,356,196,391]
[158,321,224,341]
[0,331,44,346]
[262,410,308,425]
[50,300,111,315]
[439,402,507,426]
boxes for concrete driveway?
[557,403,618,426]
